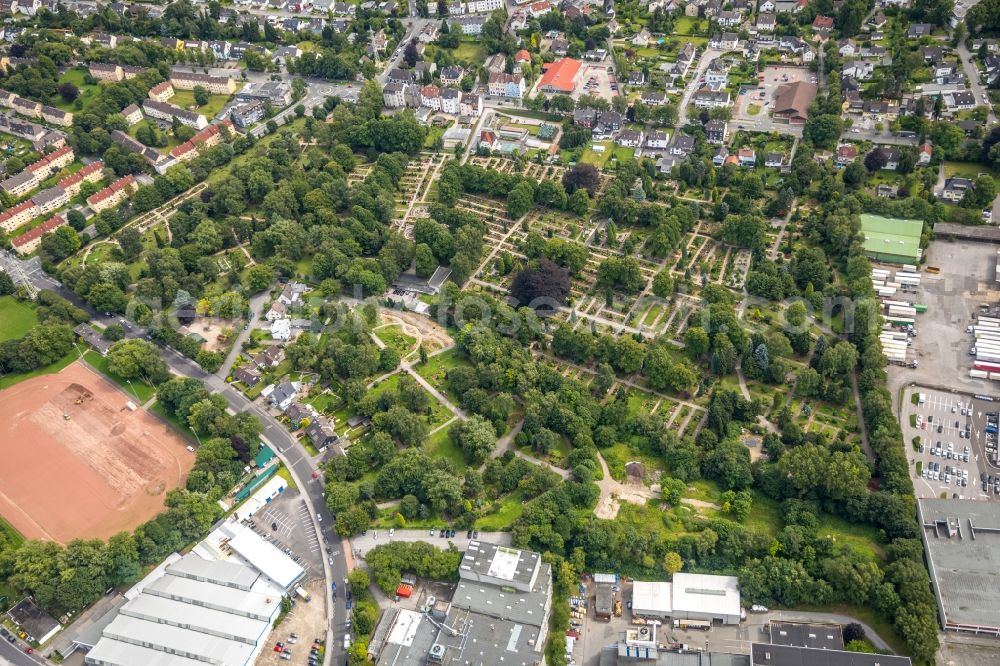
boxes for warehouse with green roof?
[860,214,923,264]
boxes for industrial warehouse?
[73,519,304,666]
[629,574,742,625]
[860,214,923,265]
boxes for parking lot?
[248,489,326,579]
[887,239,1000,395]
[255,578,329,666]
[572,63,618,101]
[348,529,511,560]
[901,386,1000,499]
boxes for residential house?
[10,214,65,255]
[86,175,137,213]
[278,282,308,306]
[674,43,697,77]
[693,88,731,108]
[842,60,874,80]
[918,142,932,166]
[705,119,728,144]
[253,345,283,369]
[709,32,738,50]
[270,317,292,341]
[386,68,415,85]
[234,365,261,387]
[812,15,834,35]
[169,71,236,94]
[838,39,856,57]
[488,72,526,98]
[143,99,208,129]
[879,146,900,170]
[941,176,973,202]
[460,93,482,117]
[712,146,730,166]
[31,186,67,214]
[306,419,340,450]
[286,403,315,429]
[764,152,782,167]
[756,13,776,31]
[148,81,175,102]
[440,88,460,114]
[269,380,298,410]
[266,301,288,321]
[835,144,858,167]
[705,58,729,88]
[737,148,756,166]
[120,103,143,125]
[876,184,899,198]
[627,70,646,86]
[616,129,643,148]
[944,90,976,112]
[669,133,695,156]
[478,130,499,151]
[640,91,668,106]
[231,101,265,128]
[41,106,72,127]
[645,130,669,150]
[0,200,39,232]
[453,14,487,34]
[718,10,741,26]
[420,85,441,110]
[58,160,104,197]
[632,27,652,47]
[908,23,932,38]
[440,66,464,87]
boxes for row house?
[693,88,731,108]
[31,186,68,214]
[709,32,738,50]
[487,72,525,99]
[382,82,406,108]
[111,130,169,169]
[41,105,72,127]
[10,214,65,256]
[58,160,104,197]
[12,96,41,119]
[640,91,668,106]
[169,122,232,162]
[420,85,441,110]
[440,88,460,114]
[440,66,464,87]
[460,92,482,117]
[0,170,37,197]
[27,145,73,180]
[87,175,137,213]
[0,200,39,232]
[143,99,209,129]
[169,71,236,94]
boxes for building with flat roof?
[767,622,843,650]
[80,523,303,665]
[458,540,542,592]
[859,214,923,265]
[750,644,911,665]
[918,498,1000,635]
[631,580,673,619]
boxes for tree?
[652,271,673,298]
[58,82,79,102]
[106,339,170,384]
[193,85,210,106]
[244,264,274,293]
[415,243,437,278]
[39,225,80,263]
[864,148,889,172]
[662,552,683,575]
[683,326,709,358]
[661,477,686,504]
[510,259,571,312]
[450,415,497,464]
[326,482,360,515]
[562,163,600,195]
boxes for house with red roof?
[87,175,136,213]
[10,214,66,255]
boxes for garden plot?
[390,153,452,235]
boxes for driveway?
[348,530,512,560]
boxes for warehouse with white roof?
[80,518,303,666]
[631,573,741,625]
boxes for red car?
[274,645,284,653]
[25,648,33,654]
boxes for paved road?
[956,41,996,125]
[676,47,721,128]
[349,530,511,556]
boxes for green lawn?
[0,350,76,390]
[452,41,485,63]
[423,424,465,467]
[276,464,298,491]
[375,325,417,356]
[475,491,526,531]
[170,89,233,121]
[128,119,184,152]
[0,296,36,342]
[51,68,102,113]
[0,514,23,547]
[672,16,701,35]
[415,348,470,401]
[83,350,156,402]
[943,161,1000,181]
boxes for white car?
[344,634,352,650]
[389,528,395,538]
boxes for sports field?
[0,361,194,543]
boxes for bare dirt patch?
[0,361,195,543]
[379,309,453,354]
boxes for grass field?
[51,68,102,113]
[150,400,198,442]
[375,325,417,356]
[943,161,1000,181]
[128,119,184,152]
[83,350,157,402]
[171,89,232,121]
[475,490,526,530]
[423,424,465,467]
[0,296,37,343]
[452,41,485,63]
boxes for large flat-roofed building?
[537,57,582,94]
[631,574,741,625]
[918,498,1000,635]
[458,540,542,592]
[196,521,305,590]
[750,644,911,665]
[767,622,844,650]
[80,522,303,666]
[368,540,551,666]
[859,214,923,265]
